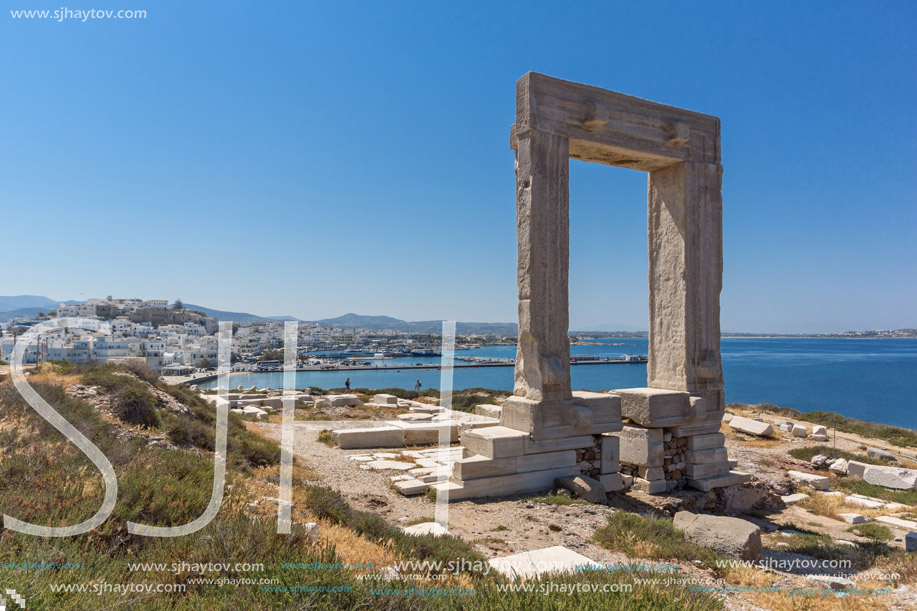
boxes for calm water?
[201,338,917,429]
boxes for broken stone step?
[431,465,580,501]
[393,479,429,496]
[787,470,830,491]
[460,426,527,459]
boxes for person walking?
[414,378,422,392]
[345,377,351,391]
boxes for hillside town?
[0,296,495,374]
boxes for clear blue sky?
[2,1,914,333]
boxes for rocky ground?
[249,406,917,611]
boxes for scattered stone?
[792,424,808,438]
[373,393,399,405]
[806,574,855,590]
[488,546,602,579]
[848,461,917,490]
[788,470,830,491]
[303,522,320,545]
[555,475,607,504]
[829,459,849,475]
[812,425,828,436]
[722,413,734,423]
[394,479,428,496]
[876,516,917,530]
[845,495,885,509]
[728,416,774,437]
[673,512,763,561]
[402,522,450,537]
[364,460,415,471]
[867,447,897,462]
[781,493,809,505]
[811,455,829,469]
[838,513,868,524]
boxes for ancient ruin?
[333,73,748,499]
[433,73,748,499]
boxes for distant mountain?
[182,304,279,324]
[0,307,46,321]
[315,313,408,328]
[0,295,67,312]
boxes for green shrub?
[594,511,721,570]
[847,523,894,541]
[113,384,160,428]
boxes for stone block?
[667,420,724,437]
[599,434,620,474]
[729,416,774,437]
[453,450,577,481]
[374,393,399,405]
[839,513,868,524]
[867,447,897,462]
[688,471,751,492]
[555,475,607,503]
[613,425,664,466]
[488,546,602,579]
[859,464,917,490]
[431,465,581,500]
[638,466,665,481]
[685,461,730,479]
[792,424,808,437]
[845,495,885,509]
[807,434,828,442]
[633,477,668,494]
[613,387,691,427]
[394,479,428,496]
[830,459,849,475]
[402,522,449,536]
[788,470,830,491]
[673,512,762,561]
[876,516,917,529]
[812,425,828,436]
[460,426,526,459]
[686,432,725,451]
[501,395,621,440]
[329,394,361,407]
[523,435,595,455]
[848,461,868,478]
[332,426,403,449]
[475,404,503,419]
[598,473,625,491]
[685,447,728,464]
[781,493,809,505]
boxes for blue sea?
[200,338,917,429]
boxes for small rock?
[303,522,320,545]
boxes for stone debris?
[810,455,830,469]
[781,493,809,505]
[866,447,897,462]
[487,546,602,579]
[829,458,849,475]
[876,516,917,530]
[845,494,886,509]
[554,475,607,504]
[728,416,774,437]
[848,461,917,490]
[362,460,415,471]
[806,574,855,590]
[838,513,868,524]
[402,522,450,537]
[787,470,830,491]
[673,512,763,561]
[792,424,808,438]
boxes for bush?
[594,511,721,569]
[113,385,160,428]
[847,523,894,541]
